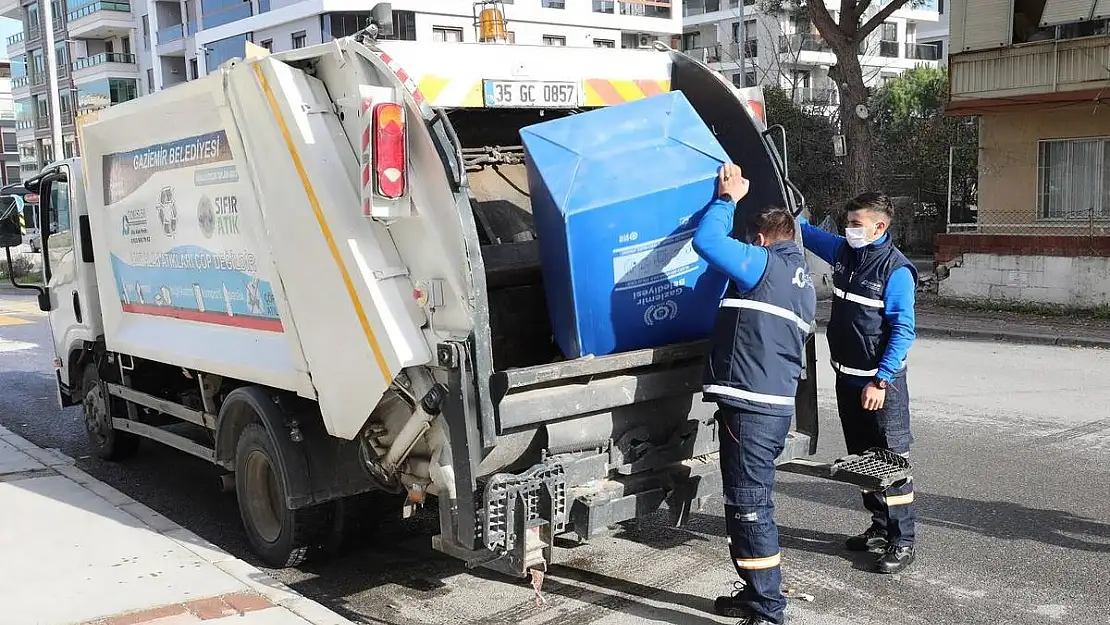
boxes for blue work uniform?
[800,218,919,547]
[694,198,815,625]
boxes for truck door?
[35,164,101,405]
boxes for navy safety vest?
[703,240,816,417]
[827,234,918,380]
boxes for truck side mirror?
[0,202,21,247]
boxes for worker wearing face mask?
[799,192,919,575]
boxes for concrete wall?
[939,252,1110,308]
[978,103,1110,235]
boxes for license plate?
[483,80,579,108]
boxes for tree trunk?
[830,53,873,197]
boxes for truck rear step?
[778,448,912,491]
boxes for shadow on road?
[774,480,1110,554]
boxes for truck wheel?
[234,423,330,568]
[81,364,140,461]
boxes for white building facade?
[1,0,681,171]
[681,0,944,110]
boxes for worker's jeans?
[835,369,917,548]
[717,404,791,625]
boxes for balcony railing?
[905,42,941,61]
[30,73,45,86]
[6,32,23,46]
[11,76,27,89]
[156,23,184,44]
[72,52,137,71]
[16,119,33,130]
[25,27,41,43]
[792,87,838,105]
[950,35,1110,103]
[779,33,830,54]
[67,0,131,22]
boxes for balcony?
[0,0,19,20]
[949,36,1110,110]
[72,52,139,84]
[6,31,24,56]
[67,1,134,40]
[906,42,942,61]
[778,33,836,66]
[156,23,187,55]
[878,40,899,58]
[11,75,27,91]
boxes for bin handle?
[763,124,789,178]
[761,124,806,217]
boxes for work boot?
[876,545,916,574]
[845,525,888,553]
[715,581,751,617]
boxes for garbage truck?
[0,3,909,577]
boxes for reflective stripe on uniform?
[885,492,915,506]
[833,287,884,308]
[735,553,782,570]
[703,384,795,406]
[720,298,813,333]
[830,361,879,377]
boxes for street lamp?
[39,0,65,165]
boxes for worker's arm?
[798,215,844,266]
[692,198,768,292]
[876,266,917,383]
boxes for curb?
[814,318,1110,349]
[0,425,353,625]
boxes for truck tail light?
[372,102,406,199]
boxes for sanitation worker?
[693,163,815,625]
[799,192,918,574]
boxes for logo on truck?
[157,186,178,238]
[120,207,150,244]
[197,194,240,238]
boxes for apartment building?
[0,0,679,172]
[0,58,18,185]
[681,0,943,110]
[939,0,1110,307]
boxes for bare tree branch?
[858,0,913,40]
[854,0,873,22]
[812,0,849,47]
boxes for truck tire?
[234,423,331,568]
[81,364,140,461]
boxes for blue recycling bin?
[521,91,731,358]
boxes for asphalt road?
[1,288,1108,625]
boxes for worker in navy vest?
[694,163,816,625]
[800,192,919,575]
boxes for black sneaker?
[715,581,751,618]
[845,526,888,553]
[876,545,916,574]
[737,616,781,625]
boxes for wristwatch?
[871,379,889,390]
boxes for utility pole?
[738,0,746,82]
[40,0,65,164]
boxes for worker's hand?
[861,383,886,412]
[718,164,749,201]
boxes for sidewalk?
[0,425,353,625]
[815,297,1110,349]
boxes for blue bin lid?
[521,91,730,214]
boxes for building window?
[146,68,155,93]
[142,15,150,49]
[879,22,899,57]
[1037,138,1110,220]
[200,0,253,30]
[2,131,16,153]
[594,38,615,48]
[682,32,699,51]
[291,30,306,49]
[325,12,373,39]
[731,71,756,88]
[260,39,272,51]
[380,10,417,40]
[542,0,565,8]
[542,35,566,46]
[593,0,614,13]
[189,58,198,79]
[25,3,40,41]
[432,27,463,43]
[5,166,20,185]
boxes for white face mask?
[845,227,870,249]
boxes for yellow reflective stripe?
[736,553,781,570]
[415,76,450,104]
[886,492,915,506]
[252,62,392,383]
[461,82,483,107]
[611,79,645,102]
